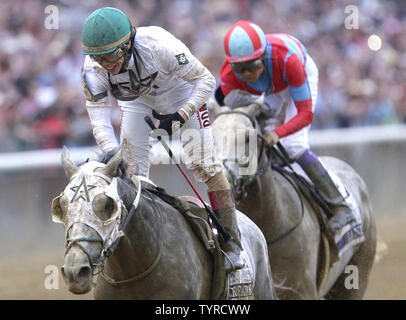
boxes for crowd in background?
[1,0,405,152]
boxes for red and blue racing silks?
[219,33,314,138]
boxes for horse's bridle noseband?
[63,173,164,285]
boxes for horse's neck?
[106,182,162,278]
[238,150,281,231]
[128,194,162,263]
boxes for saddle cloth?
[273,163,364,263]
[178,196,254,300]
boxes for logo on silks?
[112,70,159,100]
[175,53,189,65]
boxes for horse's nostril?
[78,266,92,280]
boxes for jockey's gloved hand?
[152,110,186,135]
[264,130,280,146]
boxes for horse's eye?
[92,194,116,221]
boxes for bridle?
[62,173,163,284]
[100,178,165,286]
[214,109,305,244]
[215,110,271,201]
[63,171,118,274]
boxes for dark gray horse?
[209,102,377,299]
[52,147,276,299]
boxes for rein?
[100,175,164,286]
[214,110,305,244]
[216,111,269,200]
[99,180,165,286]
[64,173,164,285]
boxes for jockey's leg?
[181,108,244,272]
[120,103,154,178]
[206,172,244,271]
[296,149,360,237]
[277,128,364,256]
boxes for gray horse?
[52,147,276,299]
[209,102,377,300]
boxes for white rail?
[0,124,405,172]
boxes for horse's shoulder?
[319,156,354,174]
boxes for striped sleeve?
[274,54,313,138]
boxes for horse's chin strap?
[95,175,163,285]
[99,175,144,260]
[99,175,164,286]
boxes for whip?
[144,116,231,242]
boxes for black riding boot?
[297,150,364,249]
[209,190,244,272]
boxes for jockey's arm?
[273,54,313,139]
[82,64,119,153]
[157,42,216,120]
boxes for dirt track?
[0,216,404,300]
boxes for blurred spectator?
[0,0,405,152]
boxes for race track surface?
[0,216,403,300]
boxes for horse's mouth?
[66,276,93,295]
[61,264,94,294]
[68,282,93,295]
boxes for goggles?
[91,47,126,64]
[229,56,264,73]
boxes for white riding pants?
[119,86,223,183]
[262,54,319,159]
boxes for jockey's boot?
[297,150,364,250]
[208,189,245,272]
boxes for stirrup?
[222,249,245,272]
[328,208,356,231]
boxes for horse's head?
[52,147,126,294]
[210,102,264,200]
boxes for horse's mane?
[92,149,138,207]
[99,150,134,183]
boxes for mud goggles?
[91,47,126,64]
[229,57,264,73]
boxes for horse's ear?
[237,103,262,118]
[101,149,122,178]
[61,146,78,178]
[247,103,262,117]
[207,97,231,118]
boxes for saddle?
[144,187,227,300]
[270,166,336,292]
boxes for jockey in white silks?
[215,20,364,255]
[80,7,243,271]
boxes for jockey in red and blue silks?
[219,31,314,140]
[215,20,364,258]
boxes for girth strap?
[144,186,226,300]
[145,187,216,251]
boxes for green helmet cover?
[82,7,133,55]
